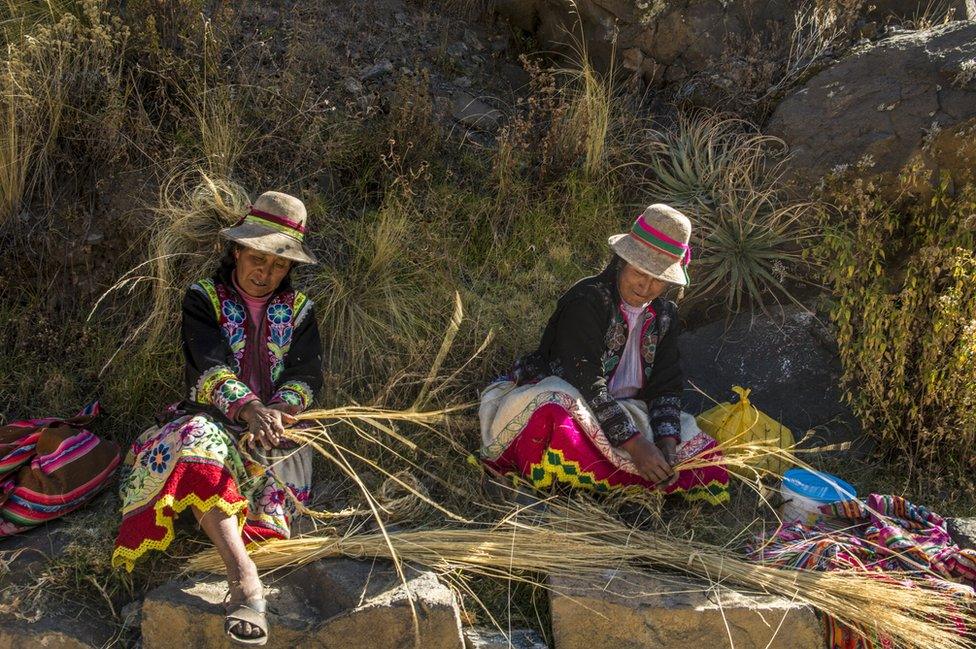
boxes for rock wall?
[496,0,796,86]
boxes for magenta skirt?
[483,401,729,504]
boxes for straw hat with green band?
[608,203,691,286]
[220,191,318,264]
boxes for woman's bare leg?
[192,506,264,638]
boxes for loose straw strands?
[282,407,474,523]
[189,500,976,649]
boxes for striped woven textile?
[0,403,121,536]
[750,493,976,649]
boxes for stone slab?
[463,626,548,649]
[0,617,112,649]
[550,570,821,649]
[0,518,116,648]
[142,558,464,649]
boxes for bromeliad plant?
[631,112,815,312]
[694,187,818,313]
[633,113,784,211]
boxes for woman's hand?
[656,436,679,487]
[620,435,676,486]
[239,402,297,450]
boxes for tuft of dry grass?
[0,0,127,224]
[141,170,249,350]
[556,53,615,182]
[305,199,450,384]
[0,69,36,223]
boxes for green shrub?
[820,175,976,477]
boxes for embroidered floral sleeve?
[267,295,322,414]
[191,365,259,422]
[181,285,259,422]
[270,380,314,413]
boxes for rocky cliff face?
[495,0,975,80]
[497,0,799,87]
[493,1,976,193]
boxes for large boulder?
[679,306,862,450]
[141,559,464,649]
[550,569,821,649]
[948,517,976,550]
[495,0,796,87]
[867,0,974,22]
[768,21,976,197]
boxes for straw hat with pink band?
[220,190,318,264]
[608,203,691,288]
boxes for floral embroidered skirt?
[479,378,730,505]
[112,413,311,571]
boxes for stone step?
[463,625,549,649]
[550,570,821,649]
[141,558,464,649]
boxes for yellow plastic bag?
[695,386,794,477]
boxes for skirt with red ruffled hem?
[112,413,311,571]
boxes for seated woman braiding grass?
[112,191,323,645]
[478,204,729,503]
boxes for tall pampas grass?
[304,202,449,381]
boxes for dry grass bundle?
[142,170,249,350]
[760,4,854,105]
[188,499,975,649]
[673,425,845,479]
[287,403,473,523]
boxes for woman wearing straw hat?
[479,204,729,503]
[112,192,323,645]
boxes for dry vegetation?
[1,0,975,646]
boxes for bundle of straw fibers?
[188,501,976,649]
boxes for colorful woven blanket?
[751,493,976,648]
[0,403,121,536]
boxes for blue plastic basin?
[782,468,857,504]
